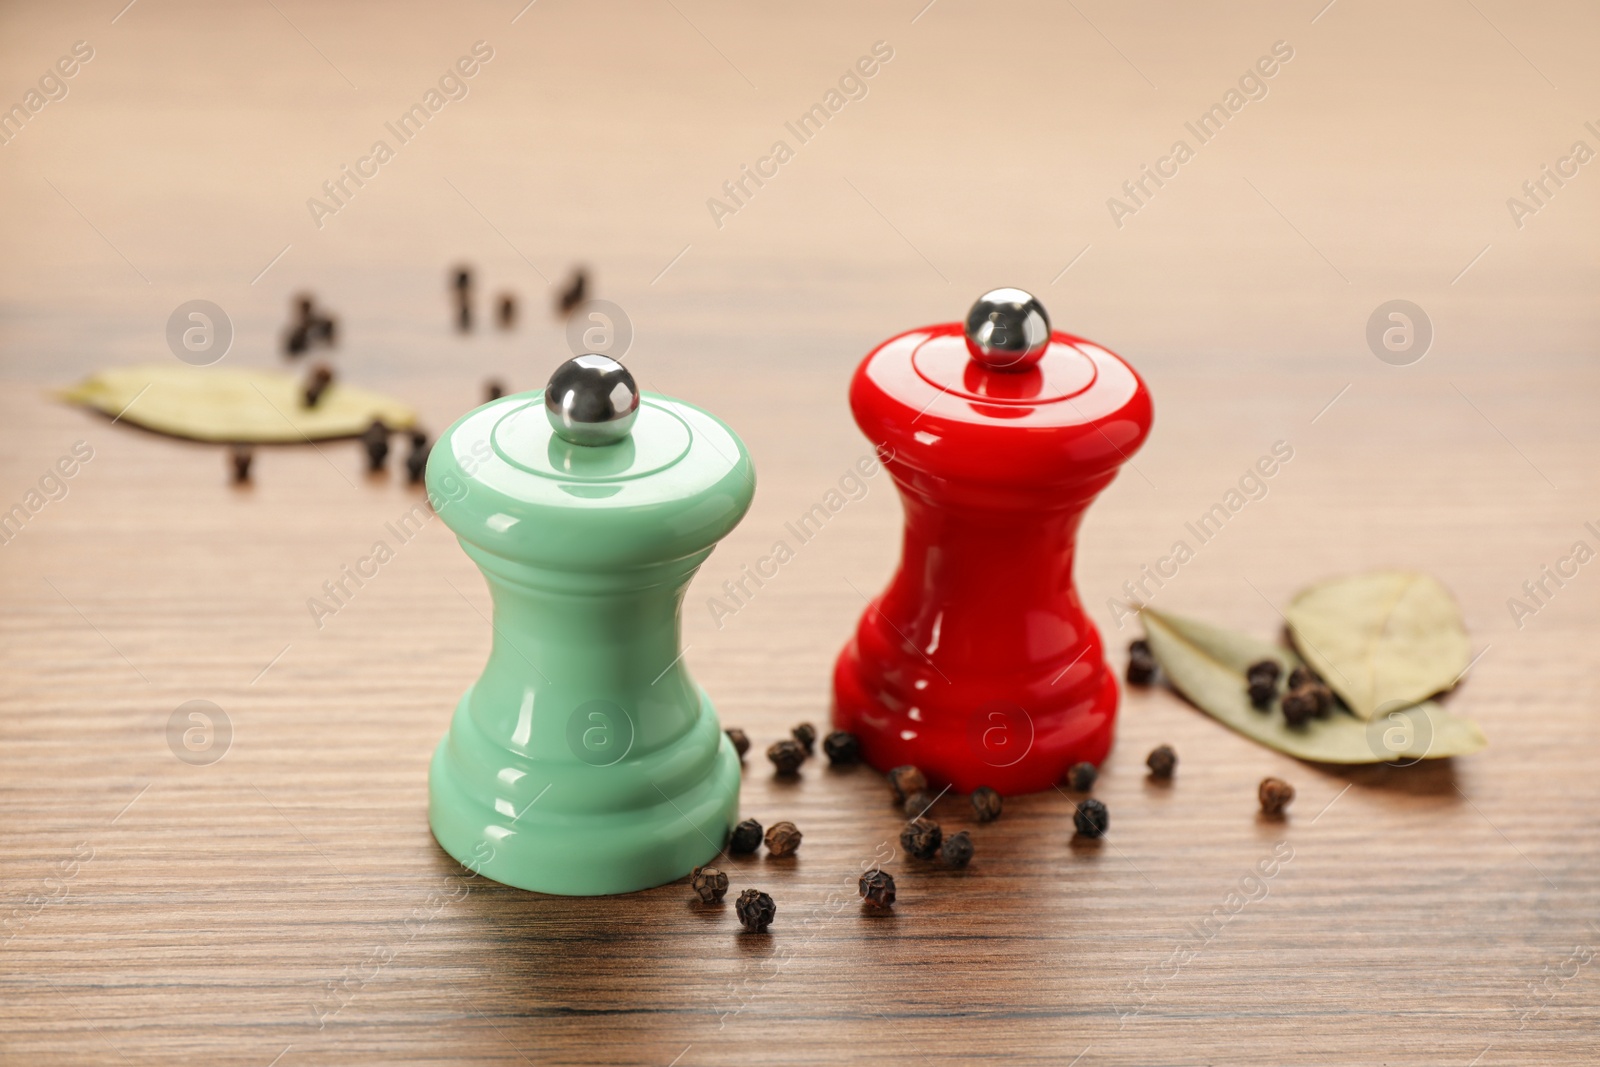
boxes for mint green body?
[425,391,754,895]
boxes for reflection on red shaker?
[832,289,1154,795]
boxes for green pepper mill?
[425,354,754,895]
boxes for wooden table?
[3,1,1597,1063]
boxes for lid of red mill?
[850,289,1154,490]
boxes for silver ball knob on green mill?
[544,354,640,446]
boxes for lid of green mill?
[425,356,755,571]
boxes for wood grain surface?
[3,1,1598,1064]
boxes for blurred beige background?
[2,0,1595,366]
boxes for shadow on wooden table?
[1317,756,1463,797]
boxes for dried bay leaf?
[1143,608,1299,676]
[1142,607,1485,763]
[1284,571,1469,720]
[59,364,417,443]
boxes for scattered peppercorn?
[902,791,934,817]
[1068,762,1098,792]
[1246,661,1280,709]
[302,364,334,408]
[900,817,942,860]
[728,818,763,855]
[484,379,507,403]
[1146,744,1177,779]
[1283,667,1334,721]
[556,267,588,316]
[229,445,253,484]
[939,830,974,869]
[452,267,474,332]
[1246,659,1281,686]
[313,314,338,346]
[690,865,728,903]
[496,292,518,330]
[822,730,860,766]
[725,728,750,760]
[764,821,802,858]
[735,888,775,933]
[859,868,896,908]
[361,419,389,472]
[405,432,429,485]
[1258,777,1295,816]
[1127,639,1157,685]
[1074,798,1109,838]
[791,722,816,756]
[283,295,333,354]
[767,739,805,776]
[888,765,927,805]
[1281,686,1318,727]
[970,786,1003,823]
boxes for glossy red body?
[832,322,1153,795]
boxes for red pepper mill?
[832,289,1153,795]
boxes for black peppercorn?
[888,765,927,804]
[1146,744,1177,779]
[1258,777,1295,816]
[1246,659,1281,686]
[902,791,934,818]
[767,739,805,776]
[728,818,763,855]
[452,267,475,332]
[302,364,334,408]
[764,821,802,858]
[1247,660,1283,710]
[970,786,1002,823]
[859,868,896,908]
[1305,681,1334,717]
[229,445,253,484]
[285,322,311,357]
[405,433,430,485]
[900,817,942,859]
[822,730,861,766]
[1281,686,1317,727]
[1127,639,1157,685]
[557,268,588,316]
[690,865,728,903]
[484,379,506,402]
[939,830,974,869]
[361,419,389,472]
[1074,798,1109,838]
[1068,762,1097,792]
[1287,665,1315,691]
[725,728,750,760]
[791,722,816,756]
[496,293,517,330]
[314,314,338,345]
[735,888,775,933]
